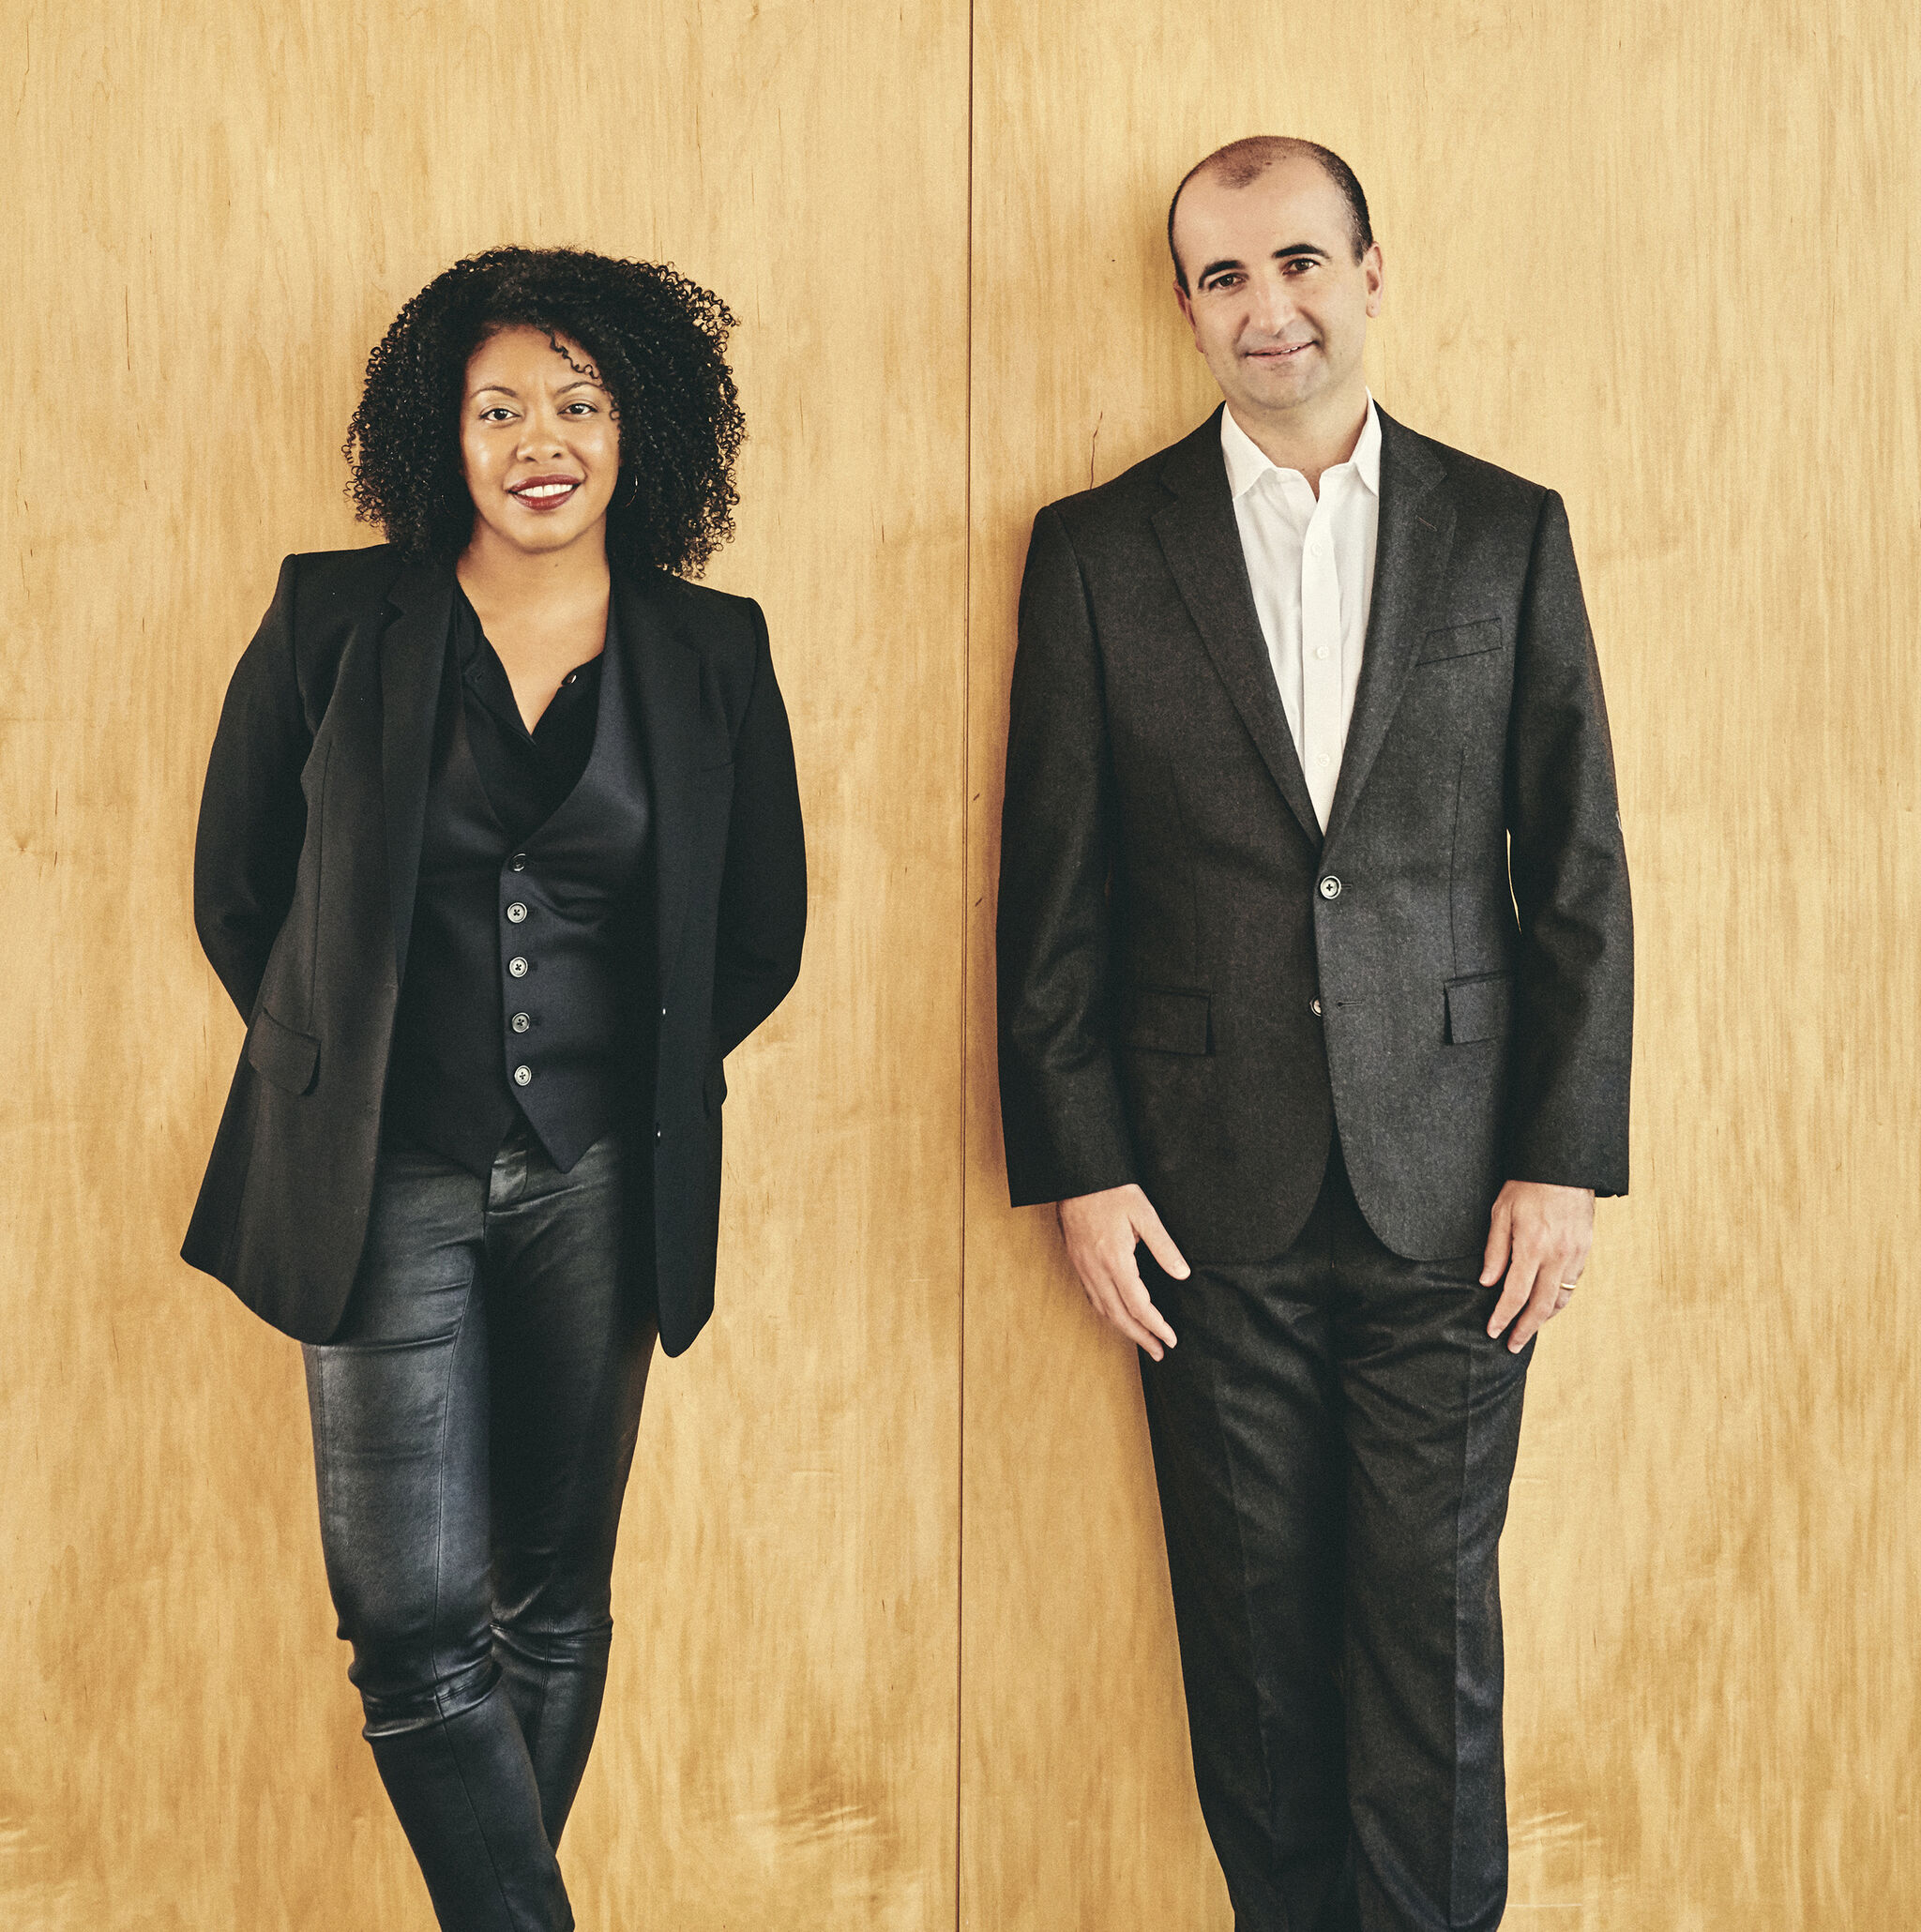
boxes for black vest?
[385,619,656,1176]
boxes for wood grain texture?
[7,3,1919,1927]
[960,4,1921,1928]
[0,3,966,1927]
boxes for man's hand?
[1481,1180,1596,1353]
[1056,1185,1187,1361]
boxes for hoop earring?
[621,472,639,509]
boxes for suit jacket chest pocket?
[1415,617,1503,666]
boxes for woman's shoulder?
[280,541,413,616]
[621,566,764,656]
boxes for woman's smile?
[507,474,583,512]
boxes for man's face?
[1172,156,1384,426]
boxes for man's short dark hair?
[1167,137,1373,293]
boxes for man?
[995,137,1632,1931]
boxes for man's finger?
[1095,1275,1167,1360]
[1479,1198,1514,1288]
[1117,1271,1178,1351]
[1488,1251,1539,1339]
[1505,1269,1566,1352]
[1134,1201,1191,1281]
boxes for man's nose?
[1248,273,1297,337]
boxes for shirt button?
[510,1012,531,1034]
[1314,645,1330,660]
[1319,875,1343,899]
[509,853,527,872]
[508,956,529,978]
[506,902,528,924]
[1310,998,1323,1017]
[512,1064,533,1087]
[1315,752,1332,768]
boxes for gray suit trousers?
[1140,1140,1531,1932]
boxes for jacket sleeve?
[995,505,1139,1207]
[1503,491,1634,1194]
[709,600,807,1058]
[193,556,312,1021]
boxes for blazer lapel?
[380,561,456,984]
[1321,412,1454,851]
[615,569,701,993]
[1151,411,1324,852]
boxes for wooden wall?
[6,2,1916,1928]
[1,2,967,1927]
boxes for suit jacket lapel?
[1321,410,1453,851]
[1151,411,1324,852]
[615,568,700,993]
[380,560,456,985]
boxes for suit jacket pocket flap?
[1445,974,1513,1046]
[1124,989,1212,1056]
[246,1007,320,1095]
[1417,617,1502,664]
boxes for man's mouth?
[1248,340,1315,359]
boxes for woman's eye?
[479,407,515,422]
[564,401,598,415]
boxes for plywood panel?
[0,3,966,1926]
[961,5,1921,1927]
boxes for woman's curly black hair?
[344,246,744,578]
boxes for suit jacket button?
[509,853,527,872]
[1319,875,1342,899]
[510,1012,531,1034]
[508,956,529,978]
[1310,998,1323,1017]
[512,1064,533,1087]
[506,902,528,924]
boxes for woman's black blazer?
[184,545,807,1356]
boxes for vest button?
[510,1012,531,1034]
[509,853,527,872]
[506,902,528,924]
[513,1064,534,1087]
[1310,998,1323,1017]
[1319,875,1342,899]
[507,957,529,978]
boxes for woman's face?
[459,325,622,561]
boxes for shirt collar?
[1220,392,1381,502]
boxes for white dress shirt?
[1220,396,1382,829]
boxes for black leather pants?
[1139,1141,1532,1932]
[303,1121,657,1932]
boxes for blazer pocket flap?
[245,1008,320,1095]
[1417,617,1502,664]
[1124,989,1212,1056]
[1445,974,1514,1046]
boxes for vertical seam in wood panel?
[956,2,975,1927]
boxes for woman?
[184,247,806,1929]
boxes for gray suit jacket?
[996,405,1632,1262]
